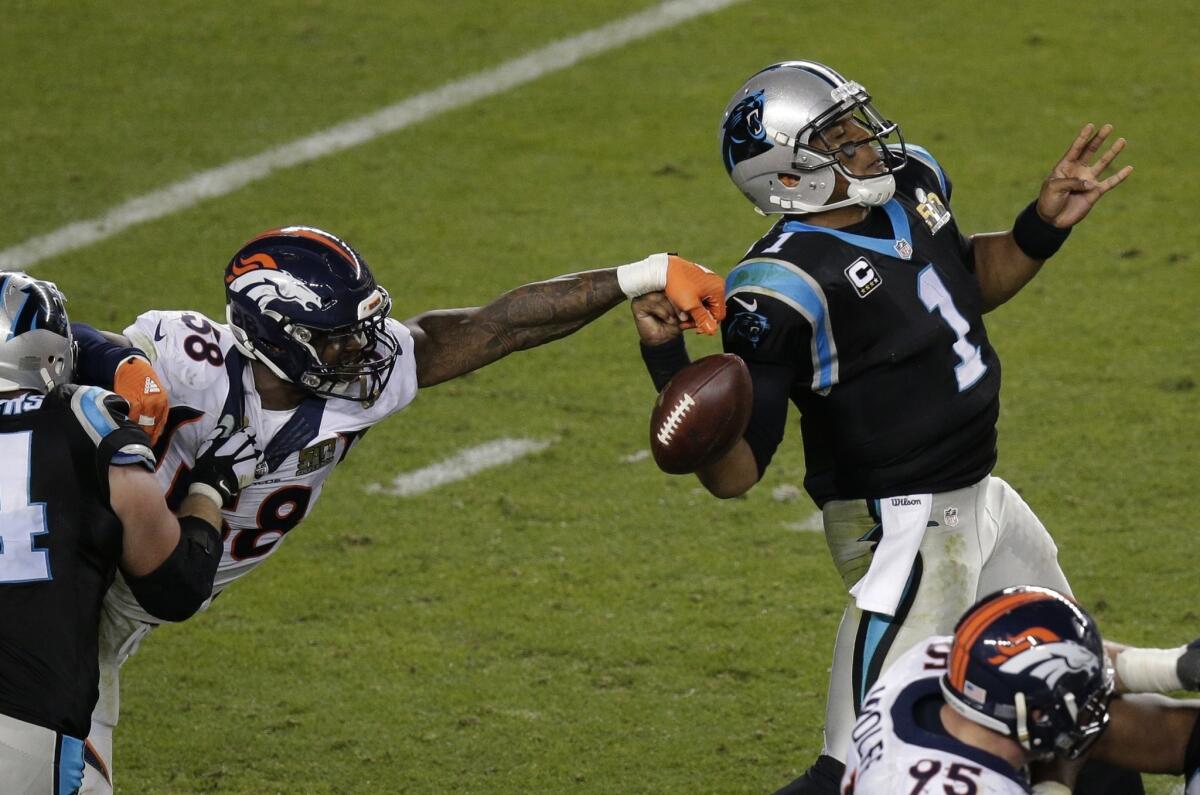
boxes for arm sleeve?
[123,515,220,622]
[722,292,806,478]
[740,361,795,477]
[72,322,144,388]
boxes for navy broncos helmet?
[941,586,1113,760]
[0,272,74,393]
[719,60,907,215]
[224,226,399,404]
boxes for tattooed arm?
[404,269,628,388]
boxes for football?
[650,354,753,475]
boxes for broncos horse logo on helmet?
[941,586,1113,760]
[232,270,326,315]
[224,226,399,404]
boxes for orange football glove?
[664,255,726,335]
[112,355,168,445]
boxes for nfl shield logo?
[894,238,913,260]
[943,506,959,528]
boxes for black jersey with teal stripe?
[0,385,153,739]
[721,145,1000,505]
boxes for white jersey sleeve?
[842,636,1032,795]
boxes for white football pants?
[0,711,85,794]
[818,475,1071,762]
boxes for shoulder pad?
[726,258,832,321]
[896,143,951,200]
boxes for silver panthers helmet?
[719,61,907,215]
[0,272,75,393]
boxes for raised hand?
[1037,123,1133,229]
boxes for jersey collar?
[781,198,914,260]
[890,678,1030,789]
[221,348,327,474]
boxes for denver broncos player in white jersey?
[842,587,1200,794]
[70,225,726,792]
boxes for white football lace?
[656,393,696,446]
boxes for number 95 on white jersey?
[841,637,1032,794]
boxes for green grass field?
[3,1,1197,792]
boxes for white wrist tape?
[187,482,225,510]
[616,253,669,298]
[1116,646,1186,693]
[1031,782,1072,795]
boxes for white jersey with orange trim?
[841,636,1032,794]
[107,309,418,624]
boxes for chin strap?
[764,172,896,215]
[1014,691,1032,750]
[846,173,897,207]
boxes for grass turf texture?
[3,1,1197,792]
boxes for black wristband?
[640,336,690,392]
[1011,200,1071,260]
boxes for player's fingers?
[1082,123,1112,160]
[687,306,718,336]
[1060,123,1096,164]
[1097,165,1134,193]
[707,295,727,322]
[1045,176,1091,195]
[1092,137,1127,174]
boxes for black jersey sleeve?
[720,269,816,480]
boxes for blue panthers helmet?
[224,226,399,404]
[718,61,907,215]
[0,272,74,393]
[941,586,1113,760]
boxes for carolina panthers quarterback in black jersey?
[633,60,1134,794]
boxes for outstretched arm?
[973,123,1133,312]
[406,256,724,388]
[73,322,169,442]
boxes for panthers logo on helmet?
[721,91,772,174]
[229,270,326,315]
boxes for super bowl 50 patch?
[297,438,337,475]
[915,187,952,235]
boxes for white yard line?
[1,0,744,271]
[367,437,555,497]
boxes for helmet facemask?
[228,288,399,405]
[786,82,907,212]
[290,300,400,403]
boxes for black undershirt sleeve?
[741,361,794,478]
